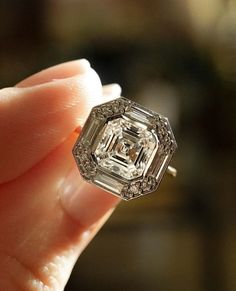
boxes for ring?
[72,97,177,200]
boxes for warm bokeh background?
[1,1,236,290]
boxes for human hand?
[0,60,121,290]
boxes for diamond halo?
[72,97,177,201]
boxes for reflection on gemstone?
[93,117,157,180]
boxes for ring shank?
[167,166,177,177]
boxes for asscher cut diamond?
[93,117,157,180]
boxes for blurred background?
[0,0,236,290]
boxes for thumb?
[0,61,121,289]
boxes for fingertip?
[102,83,122,98]
[16,59,91,88]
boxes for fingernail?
[60,166,120,228]
[78,59,90,69]
[73,58,91,73]
[103,83,122,98]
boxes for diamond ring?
[72,97,177,200]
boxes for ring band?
[73,97,177,201]
[167,166,177,177]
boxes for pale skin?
[0,60,121,290]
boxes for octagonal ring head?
[72,97,177,201]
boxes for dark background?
[1,1,236,290]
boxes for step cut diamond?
[93,117,157,180]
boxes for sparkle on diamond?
[93,117,157,180]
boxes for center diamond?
[93,117,157,180]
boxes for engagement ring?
[72,97,177,200]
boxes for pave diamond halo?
[72,97,177,201]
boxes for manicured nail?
[103,83,122,98]
[60,166,120,228]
